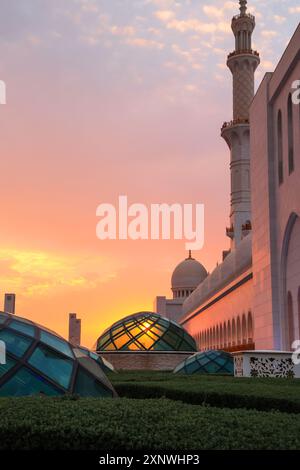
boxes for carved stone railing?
[221,118,249,131]
[228,49,259,59]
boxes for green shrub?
[0,397,300,450]
[110,372,300,413]
[115,382,300,413]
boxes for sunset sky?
[0,0,299,347]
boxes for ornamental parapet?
[228,49,259,60]
[226,225,234,239]
[221,118,249,132]
[232,12,255,21]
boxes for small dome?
[96,312,197,352]
[0,311,116,397]
[171,252,207,290]
[174,350,234,375]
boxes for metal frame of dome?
[96,311,197,352]
[174,350,234,375]
[0,312,117,397]
[77,346,115,373]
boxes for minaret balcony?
[232,12,255,21]
[227,49,259,60]
[226,226,234,239]
[221,118,249,132]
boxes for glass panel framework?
[0,311,116,398]
[174,350,234,375]
[97,312,197,352]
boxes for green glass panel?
[159,319,170,328]
[216,357,227,366]
[0,356,16,378]
[40,330,74,358]
[204,362,219,373]
[98,335,111,349]
[0,314,8,325]
[198,356,211,365]
[0,330,32,358]
[28,345,73,389]
[151,339,172,351]
[89,351,100,361]
[9,320,35,338]
[178,340,191,351]
[162,331,181,349]
[186,360,200,374]
[74,367,112,397]
[0,367,62,397]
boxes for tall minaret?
[221,0,260,249]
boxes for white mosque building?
[155,1,300,354]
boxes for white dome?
[171,253,208,290]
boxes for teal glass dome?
[0,312,117,397]
[96,312,197,352]
[174,350,234,375]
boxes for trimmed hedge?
[115,382,300,413]
[110,372,300,413]
[0,396,300,450]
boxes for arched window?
[287,291,294,349]
[277,110,284,184]
[219,324,223,348]
[216,325,219,349]
[232,319,236,346]
[288,94,294,174]
[223,322,227,348]
[213,327,216,349]
[247,311,253,343]
[242,314,247,344]
[227,320,231,347]
[237,317,241,345]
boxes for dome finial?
[187,250,193,260]
[239,0,247,15]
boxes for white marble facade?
[156,4,300,354]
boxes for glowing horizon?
[0,0,299,347]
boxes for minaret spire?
[239,0,247,15]
[221,1,260,249]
